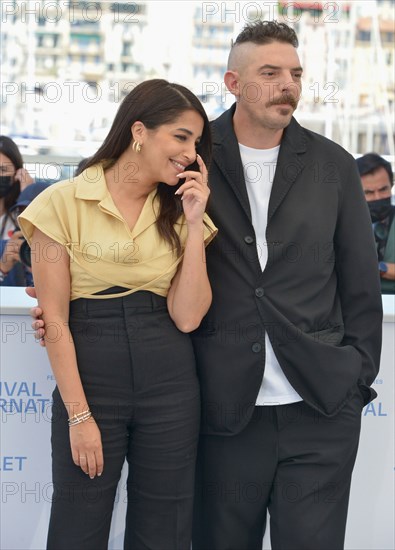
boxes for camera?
[19,237,31,268]
[12,227,32,268]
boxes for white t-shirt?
[239,143,302,406]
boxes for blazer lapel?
[211,106,252,222]
[211,110,307,224]
[267,117,307,224]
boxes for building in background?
[1,0,394,161]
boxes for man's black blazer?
[191,105,383,436]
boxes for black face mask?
[0,176,13,199]
[368,197,392,223]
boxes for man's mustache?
[267,95,298,109]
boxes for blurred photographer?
[0,182,50,285]
[0,135,35,239]
[357,152,395,294]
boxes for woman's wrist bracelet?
[68,409,92,427]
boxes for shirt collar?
[74,163,123,221]
[74,163,160,238]
[75,164,108,201]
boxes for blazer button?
[255,287,265,298]
[244,235,254,244]
[252,343,262,353]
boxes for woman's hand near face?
[14,168,34,191]
[167,155,212,332]
[175,154,210,225]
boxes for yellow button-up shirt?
[19,164,217,300]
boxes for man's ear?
[131,121,146,143]
[224,70,240,98]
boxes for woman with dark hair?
[0,136,34,238]
[18,79,217,549]
[0,136,34,284]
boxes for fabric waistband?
[69,288,167,315]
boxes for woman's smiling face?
[135,109,204,186]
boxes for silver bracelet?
[68,409,92,427]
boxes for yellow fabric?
[18,164,218,300]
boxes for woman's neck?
[105,156,157,201]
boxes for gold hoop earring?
[132,141,142,153]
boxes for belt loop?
[151,292,166,310]
[151,292,159,310]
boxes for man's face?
[230,41,302,130]
[361,166,392,202]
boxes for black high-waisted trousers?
[46,290,200,550]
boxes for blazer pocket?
[358,383,378,406]
[306,324,345,345]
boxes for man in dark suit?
[191,21,382,550]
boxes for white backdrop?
[1,289,394,550]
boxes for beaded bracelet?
[68,409,92,427]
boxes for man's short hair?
[233,21,299,48]
[356,153,393,188]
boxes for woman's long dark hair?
[83,79,212,255]
[0,136,23,213]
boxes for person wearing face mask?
[0,136,35,284]
[356,153,395,294]
[0,181,50,285]
[0,136,35,239]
